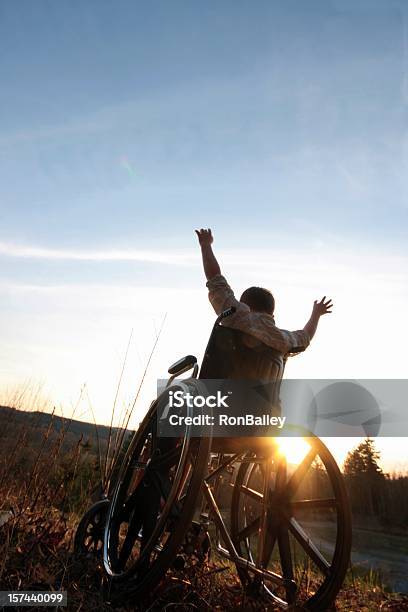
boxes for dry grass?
[1,497,407,612]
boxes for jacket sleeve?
[206,274,243,315]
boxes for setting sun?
[276,436,311,465]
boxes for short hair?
[240,286,275,315]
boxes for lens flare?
[120,156,137,178]
[276,437,311,465]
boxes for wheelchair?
[75,308,352,610]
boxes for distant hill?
[0,405,128,447]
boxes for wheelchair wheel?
[230,435,352,611]
[74,499,109,556]
[103,383,211,599]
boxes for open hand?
[313,296,333,316]
[195,228,213,246]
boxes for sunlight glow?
[276,437,311,465]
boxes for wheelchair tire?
[74,499,109,557]
[103,383,211,601]
[230,435,352,611]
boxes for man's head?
[240,286,275,315]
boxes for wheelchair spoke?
[240,485,263,503]
[278,526,296,603]
[259,515,279,568]
[276,454,288,492]
[118,515,143,568]
[288,517,330,575]
[176,454,195,505]
[285,448,317,499]
[290,498,337,511]
[258,455,285,568]
[237,516,260,541]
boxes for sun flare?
[275,437,311,465]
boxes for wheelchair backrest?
[199,324,286,400]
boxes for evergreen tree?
[343,438,385,517]
[344,438,383,477]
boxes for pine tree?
[344,438,383,477]
[343,438,385,517]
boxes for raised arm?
[303,296,333,342]
[195,228,221,281]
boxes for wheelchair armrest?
[168,355,197,376]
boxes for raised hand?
[195,228,213,247]
[313,296,333,316]
[195,228,220,280]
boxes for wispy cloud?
[0,242,195,265]
[1,240,407,280]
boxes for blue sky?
[0,1,407,470]
[1,0,406,250]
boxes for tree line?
[344,438,408,530]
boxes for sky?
[0,0,407,472]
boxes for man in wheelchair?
[118,230,333,561]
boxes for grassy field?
[1,498,407,612]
